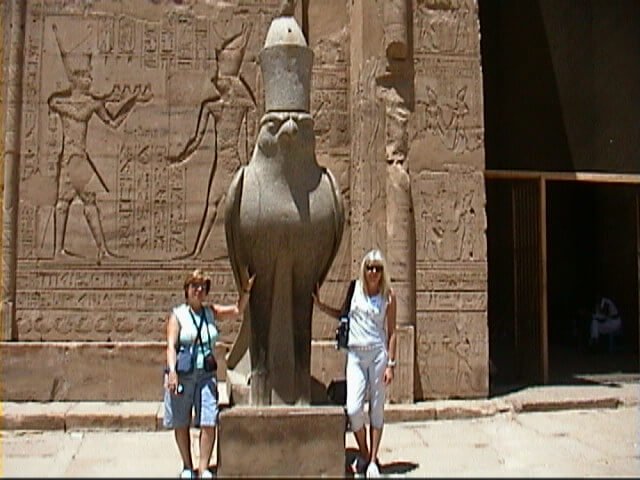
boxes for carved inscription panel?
[13,0,293,341]
[410,0,488,398]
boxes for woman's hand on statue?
[312,283,321,305]
[243,273,256,294]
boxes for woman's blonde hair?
[358,249,391,299]
[182,269,212,299]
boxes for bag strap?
[340,280,357,319]
[188,307,212,357]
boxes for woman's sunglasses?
[365,265,383,273]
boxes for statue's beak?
[277,117,298,144]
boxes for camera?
[204,353,217,373]
[335,316,349,350]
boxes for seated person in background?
[589,296,622,346]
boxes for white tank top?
[174,303,218,369]
[347,280,388,349]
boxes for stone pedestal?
[217,406,346,477]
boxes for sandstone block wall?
[0,0,488,401]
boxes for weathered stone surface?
[0,402,70,430]
[388,325,414,404]
[0,340,346,402]
[217,406,346,477]
[224,5,344,406]
[65,402,158,431]
[0,0,490,403]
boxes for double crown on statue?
[259,7,313,113]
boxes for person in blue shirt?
[164,269,254,479]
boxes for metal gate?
[511,179,547,383]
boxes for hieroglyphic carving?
[415,166,486,262]
[168,21,257,260]
[380,86,415,328]
[413,58,483,155]
[410,0,487,399]
[416,262,486,290]
[312,27,349,153]
[8,1,282,341]
[384,0,409,60]
[416,310,487,397]
[416,0,479,55]
[2,0,28,339]
[410,0,483,164]
[308,5,352,342]
[0,5,4,285]
[350,58,387,268]
[47,23,152,262]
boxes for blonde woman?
[313,249,397,477]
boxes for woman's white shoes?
[179,468,194,479]
[366,462,381,478]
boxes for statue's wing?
[224,166,251,372]
[316,167,345,285]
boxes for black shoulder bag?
[189,308,218,373]
[335,280,356,350]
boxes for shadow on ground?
[345,447,418,477]
[489,343,639,398]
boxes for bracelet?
[243,289,251,293]
[387,359,396,368]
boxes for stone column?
[349,1,386,273]
[350,0,415,403]
[2,0,26,340]
[383,0,408,60]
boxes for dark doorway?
[480,0,640,394]
[546,181,639,384]
[487,178,639,394]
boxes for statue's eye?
[266,119,281,135]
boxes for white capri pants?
[346,346,388,431]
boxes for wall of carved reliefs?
[1,3,5,295]
[409,0,487,399]
[1,0,488,401]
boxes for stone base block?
[0,341,348,402]
[217,406,346,477]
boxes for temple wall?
[0,0,489,401]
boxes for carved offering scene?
[14,1,285,342]
[24,5,273,265]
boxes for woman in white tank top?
[313,249,397,477]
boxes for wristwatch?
[387,359,396,368]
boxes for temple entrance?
[546,181,639,384]
[479,0,640,393]
[486,174,639,393]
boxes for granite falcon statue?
[224,4,344,406]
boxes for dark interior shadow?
[490,344,640,398]
[344,448,418,477]
[310,375,330,405]
[327,379,347,406]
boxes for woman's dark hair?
[183,269,212,299]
